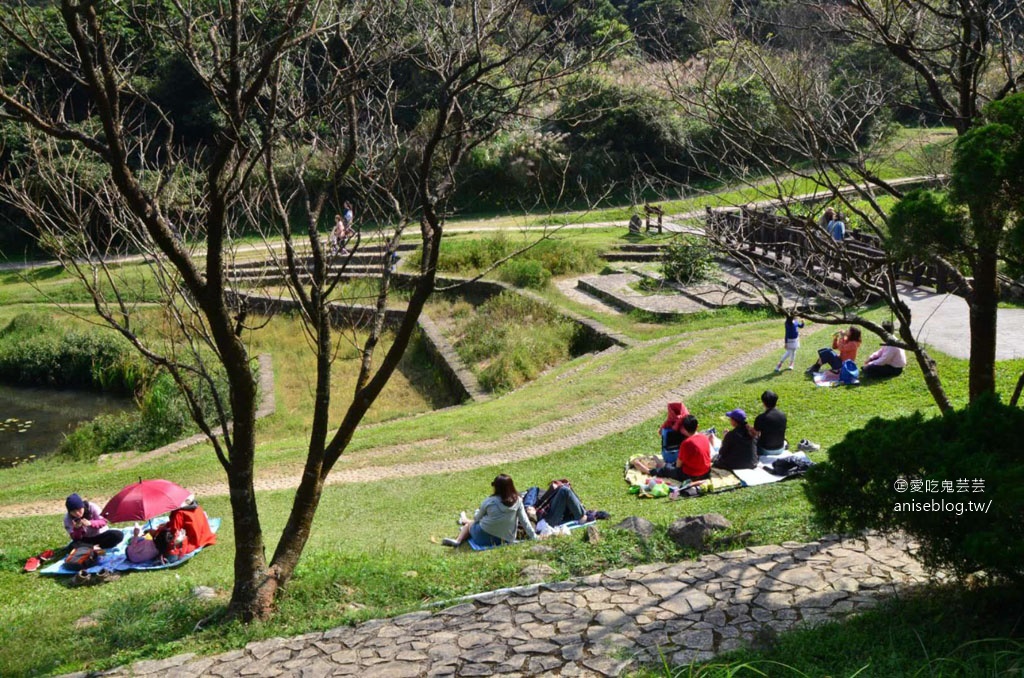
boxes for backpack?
[839,359,859,385]
[126,536,160,564]
[64,545,99,571]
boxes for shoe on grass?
[797,439,821,452]
[95,568,120,583]
[68,571,92,588]
[441,538,460,548]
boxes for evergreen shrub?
[804,393,1024,582]
[498,259,550,289]
[661,235,718,285]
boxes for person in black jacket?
[714,409,758,470]
[752,390,788,455]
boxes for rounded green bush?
[661,235,718,285]
[498,259,551,289]
[804,392,1024,582]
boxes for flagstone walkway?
[82,532,925,678]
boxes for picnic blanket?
[813,371,859,387]
[40,516,221,576]
[625,454,743,498]
[733,451,814,486]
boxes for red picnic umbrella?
[101,478,192,523]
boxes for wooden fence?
[704,206,965,294]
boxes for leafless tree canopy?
[0,0,602,619]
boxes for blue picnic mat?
[39,517,220,576]
[467,520,587,551]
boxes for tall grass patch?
[0,313,144,394]
[452,291,580,392]
[0,313,238,461]
[58,363,235,460]
[409,233,602,286]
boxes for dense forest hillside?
[0,0,1006,254]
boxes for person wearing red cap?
[63,493,123,549]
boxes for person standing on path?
[776,313,804,371]
[330,202,356,255]
[817,207,836,233]
[828,213,846,243]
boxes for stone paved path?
[84,532,925,678]
[898,283,1024,360]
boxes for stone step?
[229,254,396,272]
[228,268,388,285]
[601,252,663,262]
[230,244,414,270]
[615,244,665,253]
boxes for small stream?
[0,384,135,467]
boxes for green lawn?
[3,138,1018,676]
[1,315,1020,675]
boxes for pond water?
[0,384,135,468]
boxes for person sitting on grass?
[63,493,124,549]
[631,414,711,482]
[862,321,907,379]
[806,326,861,374]
[714,409,758,470]
[658,402,689,466]
[442,474,537,548]
[752,390,787,456]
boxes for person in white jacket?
[442,474,537,547]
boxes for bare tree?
[0,0,600,620]
[661,0,1024,404]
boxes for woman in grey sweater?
[443,474,537,547]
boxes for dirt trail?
[0,328,804,519]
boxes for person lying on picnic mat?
[128,502,216,564]
[63,493,124,549]
[442,474,537,548]
[631,414,711,482]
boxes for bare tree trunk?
[1011,372,1024,408]
[912,347,953,414]
[0,0,607,622]
[968,248,1000,400]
